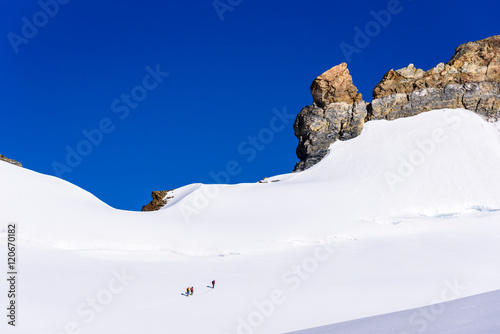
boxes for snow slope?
[1,108,500,333]
[289,289,500,334]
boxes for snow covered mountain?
[1,108,500,333]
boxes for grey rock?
[294,101,367,171]
[370,82,500,121]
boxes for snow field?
[1,108,500,333]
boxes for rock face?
[294,63,367,171]
[141,190,174,211]
[0,154,22,167]
[294,35,500,171]
[371,35,500,121]
[370,81,500,121]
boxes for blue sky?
[1,0,498,210]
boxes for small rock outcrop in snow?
[141,190,173,211]
[294,35,500,171]
[0,154,22,167]
[294,64,368,171]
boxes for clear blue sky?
[1,0,498,210]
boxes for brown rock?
[141,190,174,211]
[373,35,500,100]
[0,154,22,167]
[370,36,500,121]
[310,63,363,107]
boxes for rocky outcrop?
[294,63,367,171]
[141,190,174,211]
[0,154,22,167]
[373,36,500,99]
[370,81,500,121]
[310,63,363,107]
[370,35,500,121]
[294,35,500,171]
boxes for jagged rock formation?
[294,35,500,171]
[141,190,174,211]
[310,62,363,106]
[0,154,22,167]
[370,35,500,121]
[294,63,367,171]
